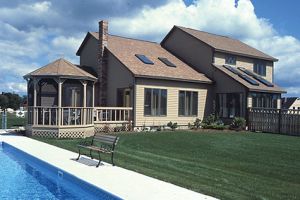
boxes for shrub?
[230,117,246,130]
[201,114,228,130]
[202,114,218,126]
[167,121,178,131]
[193,118,202,130]
[103,124,111,133]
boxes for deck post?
[58,79,63,126]
[81,81,87,125]
[33,78,38,125]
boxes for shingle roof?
[176,26,277,61]
[281,97,298,109]
[89,32,212,83]
[213,64,285,93]
[24,58,97,81]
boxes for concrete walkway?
[0,133,217,200]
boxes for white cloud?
[111,0,300,96]
[31,1,51,13]
[111,0,274,40]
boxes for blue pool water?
[0,142,121,200]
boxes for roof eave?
[215,49,278,62]
[23,74,97,81]
[134,74,212,84]
[248,88,287,94]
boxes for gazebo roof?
[24,58,97,81]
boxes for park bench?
[76,133,119,167]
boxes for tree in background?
[1,92,22,110]
[0,94,9,109]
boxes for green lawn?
[0,112,27,129]
[33,131,300,200]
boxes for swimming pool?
[0,142,121,200]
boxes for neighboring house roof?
[164,26,278,62]
[24,58,97,81]
[213,64,286,93]
[281,97,299,109]
[88,32,212,84]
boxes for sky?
[0,0,299,97]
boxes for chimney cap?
[99,20,108,24]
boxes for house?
[24,20,285,138]
[282,97,300,110]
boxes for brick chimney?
[97,20,108,106]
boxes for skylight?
[158,57,176,67]
[238,67,274,87]
[223,65,259,86]
[135,54,154,65]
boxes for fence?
[248,108,300,136]
[0,110,27,129]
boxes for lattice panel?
[32,130,59,138]
[59,130,85,138]
[30,127,94,138]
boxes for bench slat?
[94,134,117,140]
[94,135,117,141]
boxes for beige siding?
[213,52,273,82]
[106,52,134,106]
[79,37,98,71]
[162,28,214,78]
[134,78,211,127]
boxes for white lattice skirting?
[27,126,95,138]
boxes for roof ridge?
[176,26,231,39]
[62,58,90,76]
[90,31,158,44]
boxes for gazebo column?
[57,79,64,126]
[33,78,39,125]
[81,81,87,125]
[92,83,95,108]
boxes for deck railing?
[27,106,94,126]
[94,107,133,123]
[27,106,133,127]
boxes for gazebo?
[24,58,97,138]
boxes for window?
[253,61,266,76]
[225,55,236,65]
[178,91,198,116]
[144,88,167,116]
[135,54,154,65]
[216,93,244,118]
[158,57,176,67]
[250,93,280,108]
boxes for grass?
[33,131,300,200]
[0,112,27,129]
